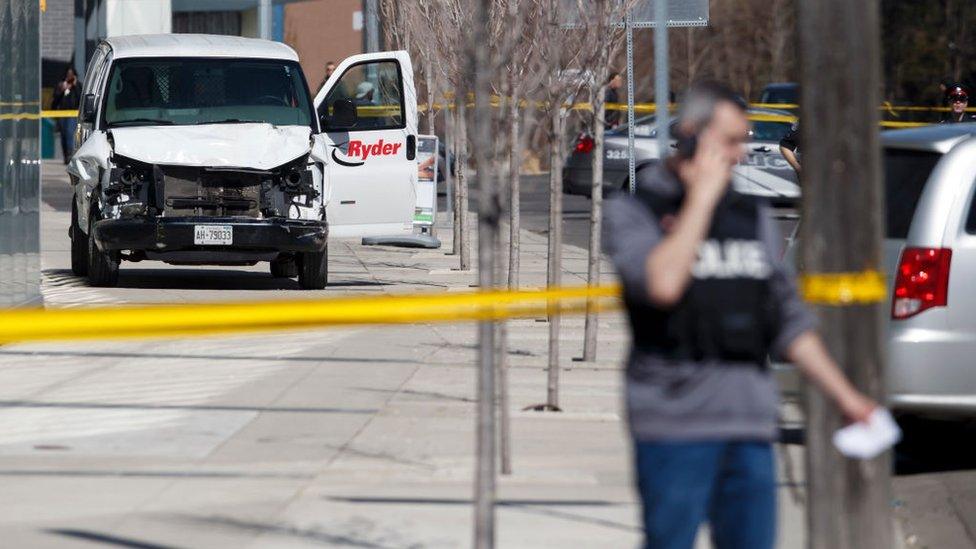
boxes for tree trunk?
[797,0,893,547]
[546,106,564,409]
[583,93,607,362]
[458,100,471,271]
[469,0,496,544]
[425,60,436,136]
[508,89,521,290]
[496,78,513,477]
[445,95,456,253]
[452,96,462,257]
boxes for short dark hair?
[607,71,621,84]
[677,80,746,131]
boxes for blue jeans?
[57,118,77,163]
[633,440,776,549]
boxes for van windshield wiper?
[108,118,175,127]
[194,119,268,125]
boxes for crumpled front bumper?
[92,217,328,253]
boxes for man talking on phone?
[604,81,876,549]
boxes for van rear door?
[313,51,417,238]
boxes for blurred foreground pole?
[467,0,497,546]
[257,0,272,40]
[364,0,380,52]
[797,1,893,548]
[653,0,669,158]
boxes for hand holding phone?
[678,126,732,205]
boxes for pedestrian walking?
[940,84,976,124]
[604,71,624,129]
[604,81,876,549]
[51,67,81,164]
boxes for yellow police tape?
[799,270,887,306]
[40,110,76,119]
[0,285,622,345]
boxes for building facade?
[41,0,366,91]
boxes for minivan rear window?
[885,148,942,239]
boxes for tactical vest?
[626,185,778,366]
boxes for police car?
[67,34,417,289]
[563,108,800,205]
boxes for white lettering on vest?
[692,239,771,280]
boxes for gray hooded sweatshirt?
[604,164,816,441]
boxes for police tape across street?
[0,271,885,345]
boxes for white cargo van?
[68,34,417,289]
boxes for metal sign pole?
[626,11,636,194]
[654,0,669,159]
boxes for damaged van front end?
[70,124,328,261]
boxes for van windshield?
[885,148,942,238]
[102,58,314,129]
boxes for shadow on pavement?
[895,416,976,476]
[326,496,641,533]
[43,268,395,291]
[10,470,313,479]
[175,515,396,549]
[0,399,378,415]
[46,529,184,549]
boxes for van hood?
[109,123,313,170]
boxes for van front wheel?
[87,205,119,287]
[298,248,327,290]
[70,201,89,276]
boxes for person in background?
[779,121,801,175]
[604,71,624,129]
[604,81,876,549]
[52,67,82,164]
[940,84,976,124]
[317,61,337,94]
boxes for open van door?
[313,51,417,238]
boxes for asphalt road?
[461,172,798,254]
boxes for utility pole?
[797,1,893,548]
[468,0,497,545]
[363,0,381,53]
[257,0,272,40]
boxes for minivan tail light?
[575,134,594,154]
[892,247,951,319]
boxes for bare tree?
[417,0,472,270]
[581,0,628,362]
[527,0,624,410]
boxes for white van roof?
[104,34,300,62]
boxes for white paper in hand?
[832,407,902,460]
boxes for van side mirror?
[81,94,97,124]
[323,99,358,131]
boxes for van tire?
[298,248,327,289]
[270,256,298,278]
[70,200,89,277]
[87,204,119,287]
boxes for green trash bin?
[41,117,55,159]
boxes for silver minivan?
[884,123,976,416]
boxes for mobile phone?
[676,132,698,158]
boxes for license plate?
[194,225,233,245]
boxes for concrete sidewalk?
[0,162,920,547]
